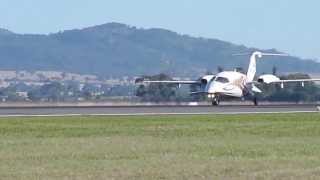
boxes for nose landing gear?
[212,96,220,106]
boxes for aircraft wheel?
[212,97,220,106]
[253,97,258,106]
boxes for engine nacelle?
[198,75,215,90]
[257,74,280,84]
[200,75,215,85]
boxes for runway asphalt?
[0,104,318,117]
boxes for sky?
[1,0,319,60]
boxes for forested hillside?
[0,23,319,77]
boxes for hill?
[0,23,319,77]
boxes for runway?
[0,104,318,117]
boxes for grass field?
[1,113,320,179]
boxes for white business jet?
[141,51,320,105]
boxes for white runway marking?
[0,110,318,118]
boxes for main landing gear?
[253,97,258,106]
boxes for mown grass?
[0,113,320,179]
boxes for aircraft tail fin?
[246,51,263,83]
[245,51,288,83]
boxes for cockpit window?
[215,77,229,83]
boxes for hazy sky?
[1,0,319,59]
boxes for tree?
[28,82,65,101]
[234,67,245,73]
[217,66,224,73]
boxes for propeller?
[245,83,262,94]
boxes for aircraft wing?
[250,78,320,85]
[142,80,200,85]
[270,79,320,83]
[251,78,320,88]
[190,91,209,95]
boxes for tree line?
[136,73,320,103]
